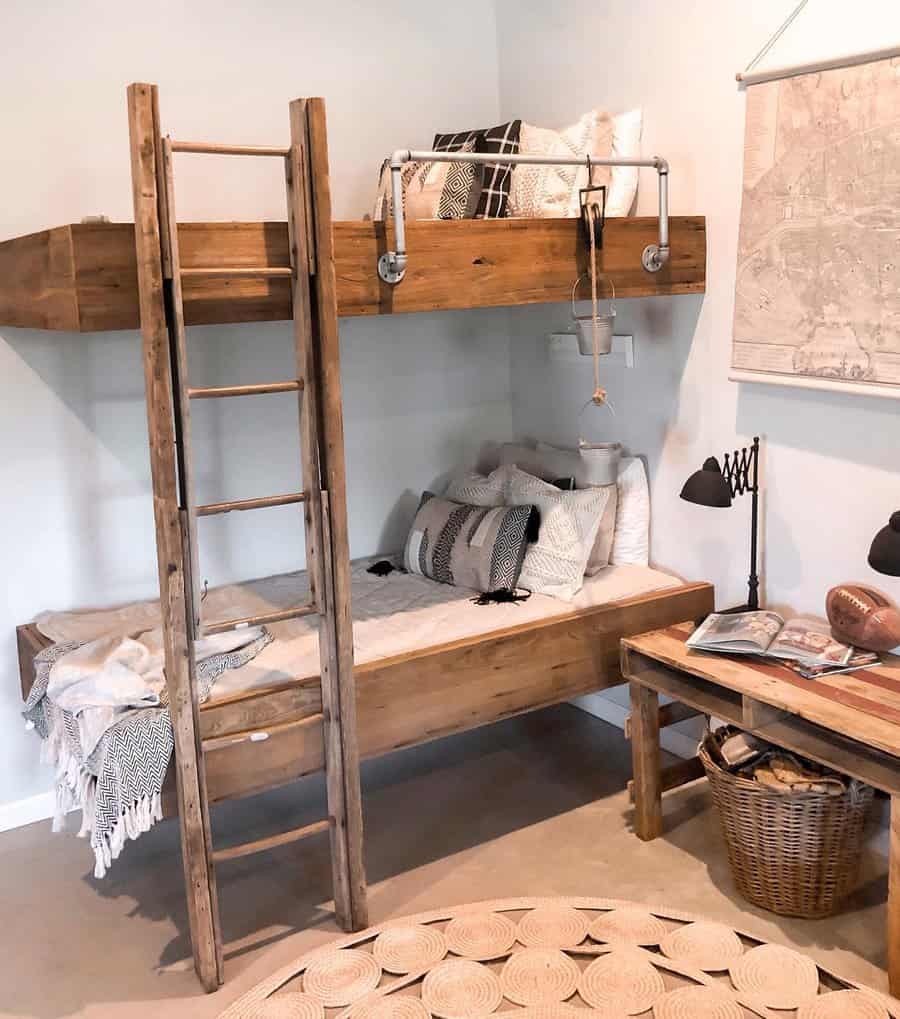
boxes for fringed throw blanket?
[23,628,272,878]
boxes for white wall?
[0,0,512,815]
[495,0,900,737]
[496,0,900,611]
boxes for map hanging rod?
[737,42,900,87]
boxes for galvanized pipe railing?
[377,149,670,284]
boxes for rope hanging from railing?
[587,202,606,407]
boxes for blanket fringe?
[93,794,163,879]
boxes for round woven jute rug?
[217,897,900,1019]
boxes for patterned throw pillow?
[508,110,613,219]
[434,121,522,218]
[505,467,612,600]
[404,492,535,594]
[444,468,508,507]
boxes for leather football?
[826,584,900,652]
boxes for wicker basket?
[699,728,874,919]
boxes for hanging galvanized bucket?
[572,273,616,355]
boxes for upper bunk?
[0,214,706,331]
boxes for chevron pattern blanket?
[23,630,272,877]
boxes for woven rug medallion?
[219,897,898,1019]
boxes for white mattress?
[36,558,683,702]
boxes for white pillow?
[444,468,507,507]
[499,442,579,483]
[508,110,614,219]
[610,457,650,566]
[505,466,611,601]
[607,109,643,217]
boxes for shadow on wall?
[508,293,703,472]
[4,327,158,604]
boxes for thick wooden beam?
[126,82,223,992]
[0,216,706,331]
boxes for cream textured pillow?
[607,109,643,217]
[505,467,611,600]
[508,110,614,218]
[585,483,619,575]
[610,457,650,566]
[444,468,507,507]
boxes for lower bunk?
[17,558,713,827]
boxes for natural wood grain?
[890,796,900,996]
[195,491,306,516]
[127,82,222,992]
[624,699,704,738]
[623,625,900,758]
[630,684,663,839]
[621,646,900,794]
[0,216,707,331]
[201,602,317,636]
[741,694,787,728]
[0,227,79,329]
[188,380,303,399]
[301,97,369,932]
[16,623,49,699]
[212,819,331,864]
[195,583,714,804]
[627,755,705,803]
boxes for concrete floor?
[0,705,891,1018]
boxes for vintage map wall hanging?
[731,54,900,397]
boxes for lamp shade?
[680,456,732,508]
[869,511,900,577]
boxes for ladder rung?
[212,818,332,864]
[188,380,304,399]
[202,603,318,636]
[181,266,293,279]
[196,492,306,516]
[171,141,290,157]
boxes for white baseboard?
[0,790,55,833]
[572,692,701,760]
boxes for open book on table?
[686,611,879,674]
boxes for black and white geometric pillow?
[433,120,522,219]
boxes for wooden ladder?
[126,83,367,991]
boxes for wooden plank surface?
[622,645,900,795]
[0,226,80,330]
[198,582,714,804]
[623,624,900,759]
[0,216,707,331]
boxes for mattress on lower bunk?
[35,557,683,702]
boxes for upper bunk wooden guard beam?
[0,216,706,332]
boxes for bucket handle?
[572,272,616,317]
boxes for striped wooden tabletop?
[623,622,900,759]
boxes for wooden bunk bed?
[7,83,713,992]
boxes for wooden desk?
[621,622,900,995]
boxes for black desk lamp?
[869,512,900,576]
[680,436,760,611]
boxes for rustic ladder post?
[126,82,222,991]
[289,97,368,930]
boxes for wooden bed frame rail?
[18,580,715,810]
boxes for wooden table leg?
[889,796,900,997]
[630,682,663,841]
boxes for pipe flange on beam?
[378,252,406,284]
[641,244,669,273]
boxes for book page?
[768,616,852,666]
[687,611,784,653]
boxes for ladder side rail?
[161,137,203,635]
[126,82,223,992]
[293,96,368,931]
